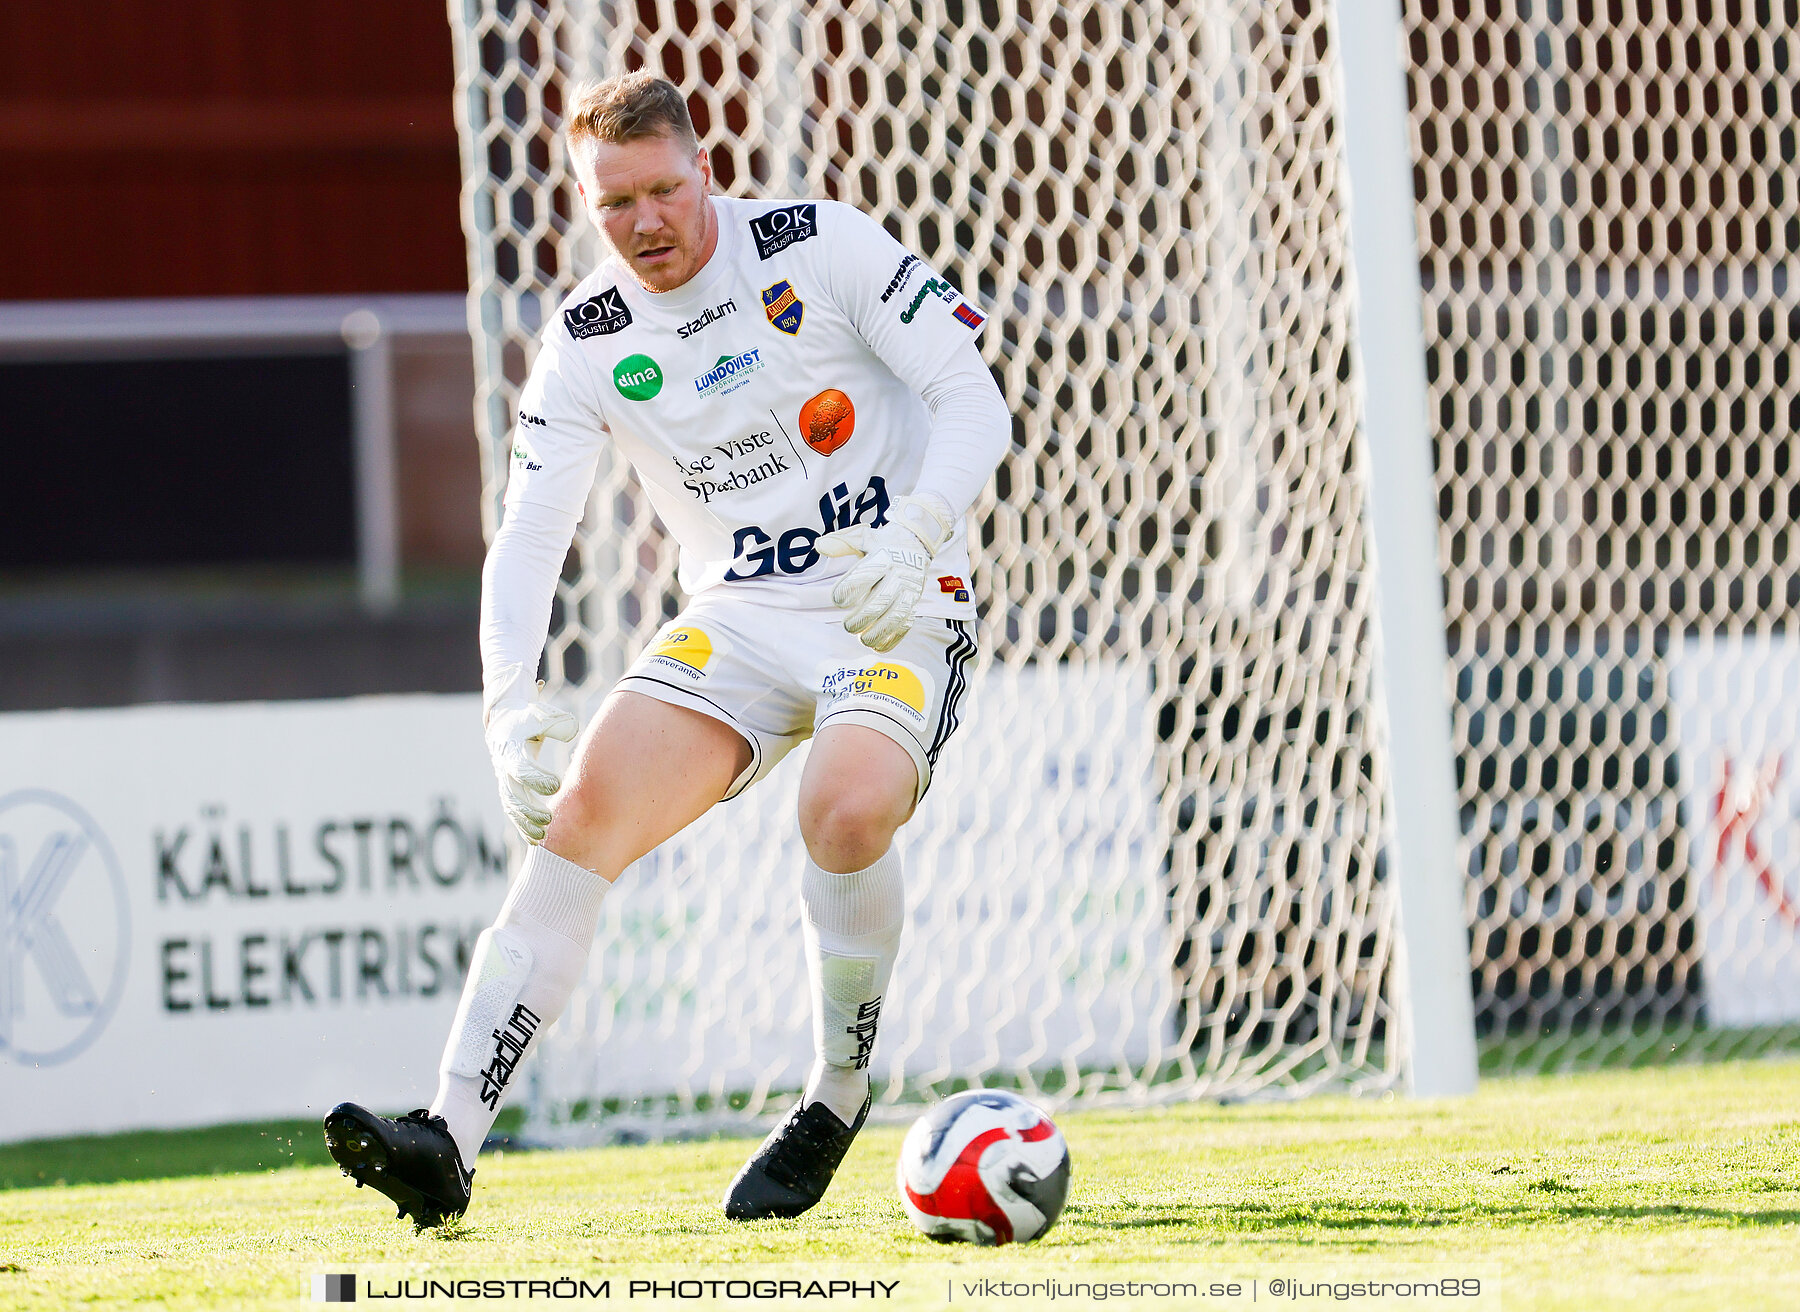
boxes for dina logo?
[0,791,131,1066]
[614,354,665,401]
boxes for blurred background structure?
[0,3,483,710]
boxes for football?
[896,1090,1072,1245]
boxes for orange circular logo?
[799,389,856,456]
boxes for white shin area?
[429,844,608,1167]
[800,846,905,1124]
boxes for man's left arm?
[815,206,1012,649]
[910,339,1014,523]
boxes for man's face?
[575,132,718,293]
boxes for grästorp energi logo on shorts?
[0,790,131,1066]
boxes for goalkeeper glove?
[816,492,957,652]
[483,664,579,843]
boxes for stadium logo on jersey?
[799,389,856,456]
[677,299,737,339]
[939,575,971,603]
[761,281,805,335]
[613,354,664,401]
[880,254,923,303]
[953,303,985,330]
[563,286,632,339]
[900,276,960,324]
[694,350,765,398]
[750,203,818,260]
[0,790,131,1067]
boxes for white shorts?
[615,594,977,803]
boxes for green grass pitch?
[1,1059,1796,1310]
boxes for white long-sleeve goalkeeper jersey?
[504,195,993,620]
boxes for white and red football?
[896,1090,1071,1245]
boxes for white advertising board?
[1,665,1173,1144]
[1669,637,1800,1025]
[0,695,510,1142]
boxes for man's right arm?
[480,332,609,840]
[483,331,610,704]
[479,498,583,713]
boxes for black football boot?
[722,1096,871,1219]
[323,1103,472,1228]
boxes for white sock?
[429,844,609,1166]
[800,847,904,1124]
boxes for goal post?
[1331,0,1478,1098]
[444,0,1480,1135]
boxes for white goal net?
[445,0,1407,1135]
[1403,0,1800,1071]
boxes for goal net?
[445,0,1404,1136]
[1403,0,1800,1072]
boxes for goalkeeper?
[323,70,1009,1227]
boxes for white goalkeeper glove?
[816,492,957,652]
[483,664,579,843]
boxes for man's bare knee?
[798,725,919,872]
[799,779,910,872]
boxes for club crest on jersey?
[761,281,805,335]
[750,203,818,259]
[563,286,632,339]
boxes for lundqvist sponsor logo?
[677,298,737,339]
[478,1003,541,1109]
[693,349,765,398]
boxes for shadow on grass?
[0,1119,331,1190]
[2,1110,533,1192]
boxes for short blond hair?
[565,71,698,154]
